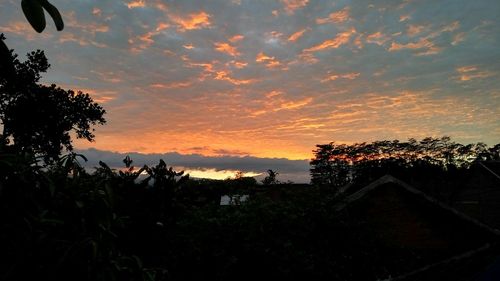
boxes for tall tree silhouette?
[0,46,105,162]
[310,137,499,187]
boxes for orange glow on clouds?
[126,0,145,9]
[281,0,309,14]
[170,11,211,31]
[288,28,308,42]
[256,52,281,68]
[321,72,360,82]
[456,66,495,81]
[5,0,497,163]
[229,35,245,43]
[214,42,240,56]
[303,29,355,52]
[316,7,350,24]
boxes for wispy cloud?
[321,72,360,83]
[150,81,192,89]
[366,31,390,46]
[303,29,355,52]
[281,0,309,14]
[407,24,426,37]
[287,28,308,42]
[388,37,441,55]
[456,66,495,81]
[229,34,245,43]
[316,7,350,24]
[126,0,145,9]
[256,52,281,68]
[214,70,254,85]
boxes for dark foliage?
[262,169,280,185]
[310,137,500,189]
[0,44,106,162]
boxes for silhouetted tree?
[0,46,105,162]
[310,137,499,187]
[310,143,350,188]
[262,169,279,185]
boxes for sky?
[1,0,499,182]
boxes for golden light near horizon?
[183,168,261,180]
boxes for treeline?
[310,137,500,187]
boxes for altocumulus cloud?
[1,0,499,161]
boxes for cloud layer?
[77,148,310,183]
[1,0,499,167]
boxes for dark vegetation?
[311,138,500,201]
[1,48,499,280]
[1,4,500,280]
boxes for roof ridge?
[479,162,500,182]
[335,174,500,236]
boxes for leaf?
[22,0,46,33]
[40,0,64,31]
[75,153,88,162]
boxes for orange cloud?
[170,11,211,31]
[129,21,171,52]
[388,37,441,55]
[250,95,313,117]
[0,21,51,40]
[316,7,350,24]
[73,88,117,104]
[214,70,254,85]
[266,90,283,98]
[185,60,217,81]
[229,61,248,69]
[303,28,355,52]
[183,44,195,49]
[229,34,245,43]
[288,28,308,42]
[279,97,313,110]
[92,8,102,16]
[456,66,495,81]
[156,22,170,31]
[90,70,122,83]
[126,0,145,9]
[452,32,466,45]
[407,24,426,37]
[256,52,281,68]
[281,0,309,14]
[353,34,364,49]
[321,72,360,82]
[425,21,460,40]
[214,42,240,56]
[399,14,411,22]
[297,52,319,64]
[366,31,390,46]
[59,32,107,48]
[442,21,460,32]
[150,81,192,89]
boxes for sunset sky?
[1,0,499,181]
